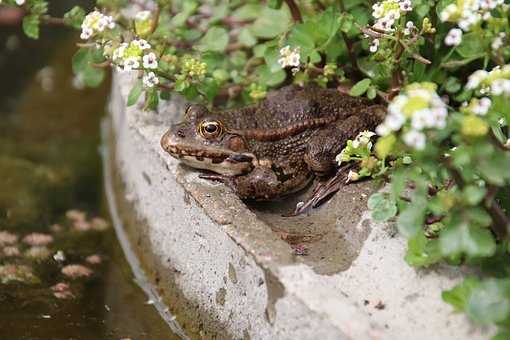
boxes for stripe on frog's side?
[231,115,340,142]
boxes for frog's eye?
[199,120,223,139]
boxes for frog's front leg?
[201,166,284,200]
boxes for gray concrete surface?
[107,71,493,339]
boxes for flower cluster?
[337,130,376,165]
[371,0,413,31]
[278,46,301,69]
[143,72,159,88]
[376,82,448,150]
[112,39,158,72]
[181,56,207,78]
[466,64,510,96]
[440,0,506,45]
[461,97,492,116]
[80,10,115,40]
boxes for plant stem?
[284,0,303,23]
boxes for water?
[0,8,181,340]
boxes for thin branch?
[284,0,303,23]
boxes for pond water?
[0,6,181,340]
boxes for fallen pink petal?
[61,264,93,279]
[23,233,53,246]
[0,231,18,246]
[86,254,102,265]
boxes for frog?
[160,85,385,204]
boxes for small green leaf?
[349,78,371,96]
[250,7,291,39]
[442,277,480,312]
[22,15,40,39]
[467,278,510,324]
[457,32,484,58]
[144,89,160,110]
[439,218,496,258]
[463,185,487,206]
[405,233,442,267]
[63,6,86,29]
[127,80,144,106]
[368,192,397,222]
[267,0,283,9]
[197,27,229,52]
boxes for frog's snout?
[160,128,180,155]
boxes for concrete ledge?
[107,71,492,339]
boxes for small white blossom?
[491,33,506,50]
[369,39,380,53]
[15,0,25,5]
[445,28,463,46]
[403,21,415,35]
[375,124,391,136]
[278,46,301,68]
[123,57,140,72]
[403,130,426,150]
[135,10,152,21]
[132,39,151,50]
[386,112,406,131]
[346,170,360,183]
[466,70,489,89]
[80,10,115,40]
[143,72,160,88]
[472,97,492,115]
[400,0,412,12]
[143,52,158,69]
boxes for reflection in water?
[0,15,180,340]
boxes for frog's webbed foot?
[292,164,353,215]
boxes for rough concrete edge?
[108,71,381,339]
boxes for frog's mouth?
[161,137,255,177]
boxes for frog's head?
[161,104,255,176]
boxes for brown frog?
[160,85,385,203]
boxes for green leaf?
[63,6,86,29]
[144,89,160,110]
[82,67,105,87]
[22,15,40,39]
[349,78,371,96]
[238,28,257,47]
[267,0,283,9]
[467,279,510,324]
[442,277,480,312]
[250,7,291,39]
[257,65,286,87]
[463,185,487,206]
[457,32,485,58]
[72,48,89,74]
[197,27,229,52]
[127,80,143,106]
[405,233,442,267]
[397,180,427,238]
[439,218,497,258]
[368,192,397,222]
[264,45,283,73]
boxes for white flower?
[278,45,301,68]
[491,33,506,49]
[80,27,93,40]
[15,0,25,5]
[142,52,158,69]
[123,57,140,72]
[133,39,151,50]
[404,21,415,35]
[445,28,463,46]
[430,107,448,128]
[346,170,360,183]
[472,97,492,115]
[411,109,431,130]
[386,112,406,131]
[376,123,391,136]
[80,10,115,40]
[400,0,413,12]
[143,72,159,88]
[466,70,489,89]
[369,39,380,53]
[440,4,457,22]
[112,43,128,61]
[135,10,152,21]
[403,130,426,150]
[491,79,510,96]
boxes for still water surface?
[0,11,179,340]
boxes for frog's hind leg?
[304,114,370,176]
